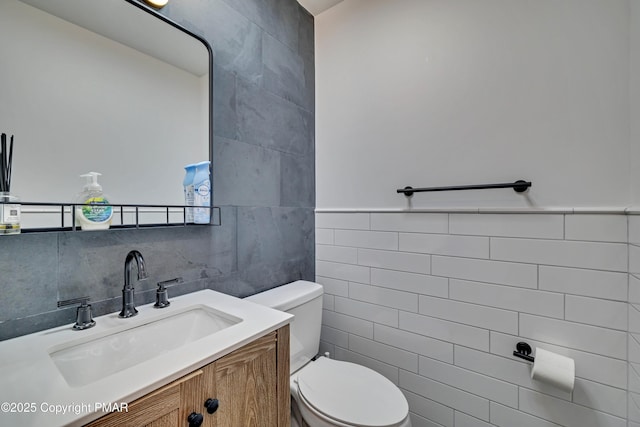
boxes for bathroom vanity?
[86,326,290,427]
[0,290,292,427]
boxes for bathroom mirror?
[0,0,212,228]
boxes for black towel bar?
[397,180,531,197]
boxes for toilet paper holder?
[514,341,576,392]
[513,342,535,362]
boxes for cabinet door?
[213,331,279,427]
[85,325,289,427]
[86,370,203,427]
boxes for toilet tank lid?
[245,280,323,312]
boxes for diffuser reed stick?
[0,133,14,192]
[0,132,20,234]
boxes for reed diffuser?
[0,133,20,235]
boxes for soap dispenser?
[75,172,113,230]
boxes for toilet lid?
[296,358,408,427]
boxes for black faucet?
[119,250,148,318]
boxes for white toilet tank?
[245,280,323,374]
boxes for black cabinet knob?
[187,412,204,427]
[204,398,219,414]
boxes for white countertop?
[0,289,292,426]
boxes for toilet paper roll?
[530,347,575,393]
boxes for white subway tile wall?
[316,212,632,427]
[630,216,640,426]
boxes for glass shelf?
[0,201,221,233]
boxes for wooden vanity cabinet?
[85,325,290,427]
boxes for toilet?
[246,280,411,427]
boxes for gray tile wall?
[0,0,315,341]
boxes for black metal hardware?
[204,398,219,414]
[0,201,216,208]
[512,341,535,363]
[187,412,204,427]
[397,180,531,197]
[0,200,221,232]
[57,296,96,330]
[154,277,181,308]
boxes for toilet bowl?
[292,356,411,427]
[245,280,411,427]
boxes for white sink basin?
[0,289,292,427]
[49,305,241,387]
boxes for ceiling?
[297,0,343,16]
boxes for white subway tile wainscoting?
[316,211,637,427]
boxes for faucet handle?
[57,296,96,330]
[154,277,182,308]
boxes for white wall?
[629,216,640,426]
[316,0,631,209]
[315,1,640,426]
[632,0,640,204]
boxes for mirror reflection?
[0,0,211,228]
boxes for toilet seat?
[295,357,409,427]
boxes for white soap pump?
[75,172,113,230]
